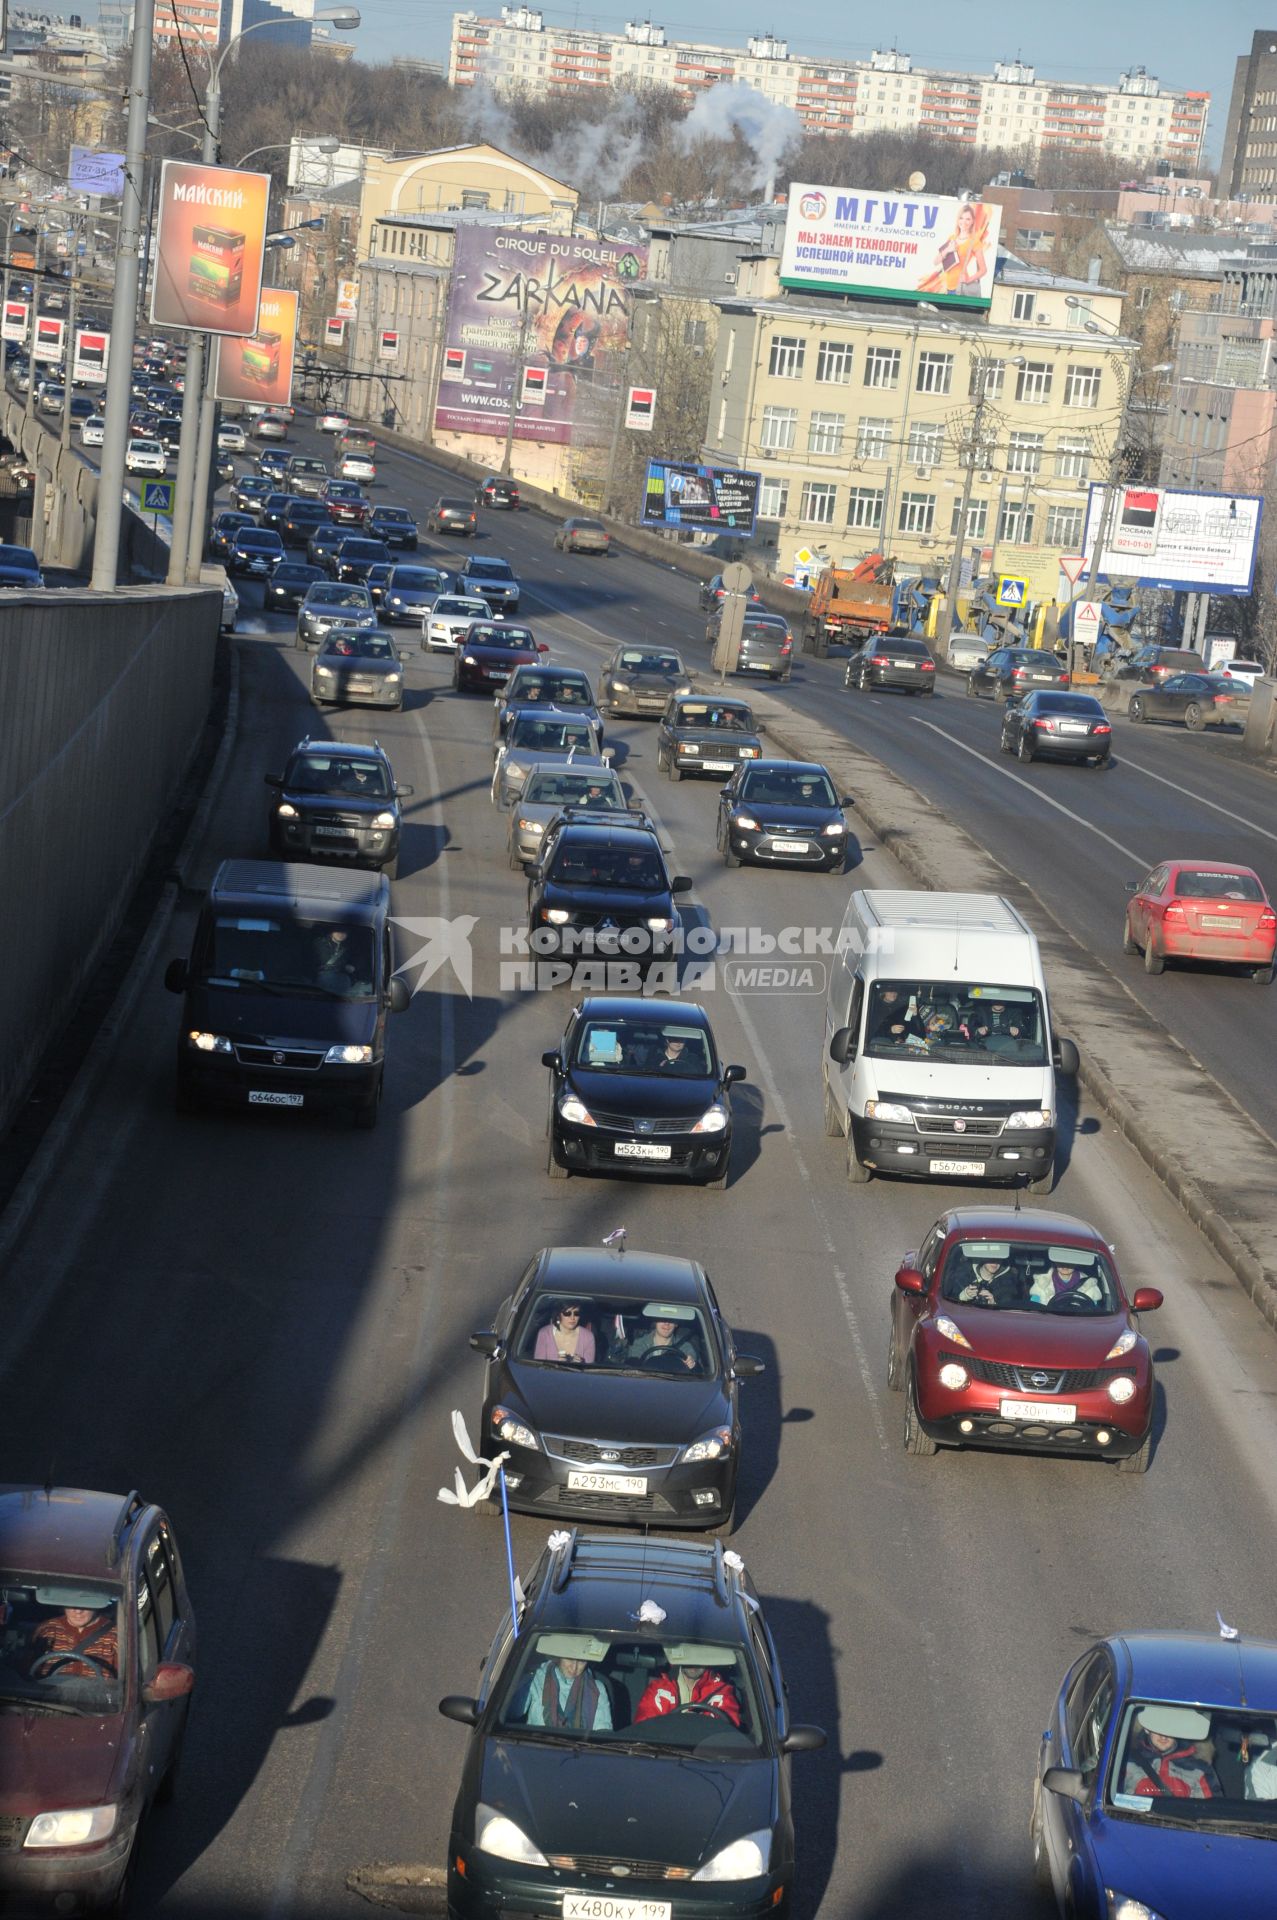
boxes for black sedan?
[453,622,545,693]
[265,737,412,877]
[281,498,330,547]
[544,998,744,1190]
[476,474,519,509]
[231,472,273,515]
[227,526,285,578]
[307,523,347,571]
[310,629,406,711]
[469,1242,761,1526]
[717,760,852,872]
[967,646,1070,701]
[440,1530,824,1920]
[259,491,293,535]
[698,571,764,614]
[256,447,290,482]
[528,814,690,973]
[265,560,325,613]
[599,644,692,718]
[430,495,477,536]
[1000,690,1113,765]
[1129,671,1250,731]
[0,542,43,588]
[208,510,255,560]
[368,504,418,548]
[657,694,763,781]
[380,563,450,625]
[333,537,392,585]
[846,633,937,695]
[493,665,600,742]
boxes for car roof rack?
[556,805,650,828]
[106,1490,145,1567]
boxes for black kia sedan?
[1000,690,1113,765]
[469,1242,761,1527]
[333,536,393,586]
[845,632,937,695]
[439,1530,825,1920]
[544,997,743,1188]
[368,504,419,549]
[716,760,852,872]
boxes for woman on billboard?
[920,200,992,299]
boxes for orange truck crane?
[800,554,897,656]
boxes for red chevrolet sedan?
[1124,859,1275,982]
[888,1209,1162,1472]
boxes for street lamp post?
[940,349,1023,643]
[499,289,534,479]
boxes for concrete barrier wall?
[0,585,220,1127]
[0,394,169,579]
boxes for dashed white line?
[1119,753,1277,847]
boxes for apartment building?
[1161,252,1277,495]
[1219,30,1277,196]
[448,13,1210,168]
[706,260,1136,592]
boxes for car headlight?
[490,1409,539,1451]
[188,1031,232,1053]
[1105,1329,1138,1361]
[474,1804,548,1867]
[742,745,761,756]
[462,653,477,665]
[646,916,674,931]
[822,822,846,836]
[682,1426,732,1462]
[276,802,298,818]
[1107,1375,1137,1404]
[610,677,630,690]
[733,813,759,831]
[371,811,397,829]
[864,1100,911,1124]
[325,1044,373,1065]
[542,908,570,925]
[389,595,402,606]
[384,674,401,685]
[24,1805,119,1849]
[692,1103,729,1134]
[933,1315,972,1350]
[1007,1108,1052,1129]
[937,1361,970,1391]
[506,764,528,784]
[558,1093,595,1126]
[315,668,334,680]
[516,819,545,835]
[692,1829,772,1882]
[682,742,700,754]
[676,684,692,696]
[1107,1895,1167,1920]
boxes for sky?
[350,0,1264,168]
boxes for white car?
[424,592,491,651]
[318,410,350,433]
[947,631,991,672]
[1215,656,1265,689]
[338,452,377,483]
[79,414,105,447]
[125,438,166,475]
[217,423,246,453]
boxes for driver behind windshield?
[636,1645,742,1727]
[1029,1251,1108,1308]
[624,1308,701,1372]
[30,1602,118,1679]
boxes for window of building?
[898,490,936,534]
[950,496,989,540]
[1011,290,1036,321]
[800,480,838,524]
[724,327,736,373]
[760,405,797,450]
[1064,363,1101,408]
[998,498,1036,543]
[808,410,846,455]
[1016,360,1053,404]
[969,358,1005,399]
[1007,432,1045,474]
[816,338,854,384]
[856,416,893,460]
[916,351,954,395]
[1055,434,1092,480]
[768,334,806,378]
[864,345,901,388]
[759,477,789,519]
[907,422,944,465]
[1017,229,1049,250]
[1045,503,1085,546]
[847,485,885,530]
[1066,296,1094,330]
[683,317,707,349]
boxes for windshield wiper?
[0,1694,81,1716]
[246,979,354,1000]
[499,1729,585,1750]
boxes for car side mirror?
[757,721,767,734]
[1132,1287,1163,1313]
[671,876,693,895]
[894,1265,926,1294]
[538,643,550,655]
[387,976,411,1015]
[263,772,282,787]
[143,1662,195,1704]
[541,1050,563,1071]
[438,1695,480,1727]
[722,1063,746,1086]
[782,1724,827,1754]
[601,747,615,762]
[840,795,855,808]
[1053,1037,1080,1076]
[828,1026,855,1066]
[164,958,187,994]
[1123,879,1140,894]
[1043,1765,1087,1805]
[395,783,414,798]
[733,1353,765,1380]
[469,1331,502,1357]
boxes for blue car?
[1033,1631,1277,1918]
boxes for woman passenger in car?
[524,1639,613,1731]
[533,1302,596,1365]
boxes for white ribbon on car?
[437,1409,510,1508]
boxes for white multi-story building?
[448,13,1210,169]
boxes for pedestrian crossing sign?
[995,574,1028,608]
[141,479,175,516]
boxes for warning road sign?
[995,574,1028,608]
[141,479,174,516]
[1072,599,1103,649]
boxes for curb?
[0,643,242,1271]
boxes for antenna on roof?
[603,1226,627,1251]
[1218,1610,1240,1642]
[1014,1184,1022,1213]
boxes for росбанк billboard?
[780,184,1002,309]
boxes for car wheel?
[669,759,683,782]
[999,729,1013,754]
[1122,913,1140,956]
[1029,1788,1052,1891]
[846,1129,872,1184]
[1184,701,1205,732]
[966,674,978,698]
[353,1078,382,1130]
[722,830,740,868]
[1129,695,1145,723]
[547,1135,568,1179]
[1255,965,1274,985]
[507,842,525,871]
[822,1075,843,1138]
[656,743,668,771]
[903,1370,937,1456]
[381,855,399,881]
[106,1825,142,1917]
[703,1159,729,1190]
[1017,734,1034,764]
[886,1317,905,1392]
[1028,1161,1055,1195]
[1144,937,1165,976]
[1116,1429,1153,1475]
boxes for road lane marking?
[914,719,1151,869]
[1118,754,1277,847]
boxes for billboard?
[626,386,655,431]
[324,316,346,346]
[150,159,271,337]
[69,147,125,197]
[780,185,1002,309]
[212,288,298,409]
[378,328,399,360]
[335,277,359,319]
[434,227,648,446]
[640,461,761,535]
[1081,484,1262,595]
[33,315,63,363]
[1,298,27,342]
[72,327,109,383]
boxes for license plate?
[1059,720,1088,734]
[485,669,507,680]
[703,760,735,771]
[614,1141,672,1161]
[892,659,918,669]
[1000,1398,1077,1424]
[248,1091,304,1107]
[929,1158,982,1175]
[1201,915,1241,928]
[566,1470,648,1496]
[771,839,810,853]
[564,1898,670,1920]
[314,826,354,838]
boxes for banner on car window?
[211,288,298,409]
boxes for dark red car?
[1124,859,1276,982]
[0,1485,195,1911]
[888,1208,1162,1472]
[452,620,547,693]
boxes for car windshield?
[618,651,681,674]
[508,716,595,753]
[440,498,471,510]
[309,586,371,608]
[738,768,837,807]
[512,1289,714,1376]
[389,569,438,589]
[436,598,488,617]
[572,519,604,532]
[469,560,514,579]
[524,769,623,809]
[550,844,666,891]
[1175,870,1264,900]
[938,1239,1120,1313]
[509,676,589,705]
[341,542,381,560]
[200,916,376,998]
[493,1628,763,1755]
[0,1578,124,1717]
[677,703,753,731]
[287,755,391,797]
[291,460,326,475]
[327,483,360,499]
[321,633,394,659]
[571,1015,714,1077]
[1109,1702,1277,1827]
[472,626,533,649]
[377,509,412,523]
[237,532,277,549]
[864,981,1049,1066]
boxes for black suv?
[333,537,392,585]
[265,738,413,876]
[439,1530,825,1920]
[527,811,691,969]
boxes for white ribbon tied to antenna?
[438,1409,510,1508]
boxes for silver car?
[947,630,990,672]
[424,592,491,652]
[296,582,378,650]
[505,763,626,868]
[381,563,450,625]
[491,709,608,808]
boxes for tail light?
[1011,668,1027,680]
[1259,910,1276,932]
[870,654,890,666]
[1164,903,1187,924]
[1093,723,1111,735]
[780,639,792,654]
[1056,673,1069,684]
[1032,718,1056,731]
[920,660,936,671]
[1212,694,1232,705]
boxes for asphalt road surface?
[5,436,1277,1918]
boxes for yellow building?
[709,258,1138,597]
[356,143,578,260]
